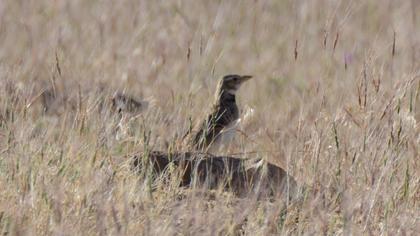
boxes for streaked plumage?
[111,92,148,115]
[188,74,252,151]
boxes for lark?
[187,74,252,152]
[111,92,149,115]
[111,92,151,140]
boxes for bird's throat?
[219,91,236,105]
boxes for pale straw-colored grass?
[0,0,419,235]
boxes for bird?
[111,92,149,115]
[110,92,151,140]
[185,74,253,152]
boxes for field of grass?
[0,0,419,235]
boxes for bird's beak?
[240,75,253,81]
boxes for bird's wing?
[192,110,226,149]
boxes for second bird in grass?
[187,74,253,152]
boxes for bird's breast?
[208,119,240,153]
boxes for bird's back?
[192,98,239,150]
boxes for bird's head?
[218,74,253,95]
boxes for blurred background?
[0,0,419,234]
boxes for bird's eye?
[233,77,238,81]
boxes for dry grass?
[0,0,419,235]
